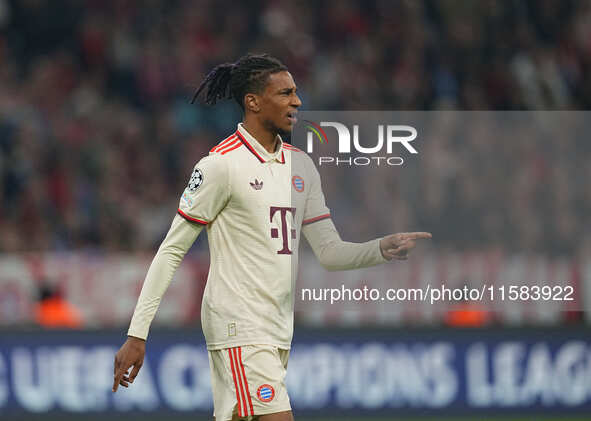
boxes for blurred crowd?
[1,0,590,255]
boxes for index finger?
[113,364,129,392]
[400,232,432,240]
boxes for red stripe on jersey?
[211,134,237,152]
[217,139,239,153]
[217,138,239,151]
[232,348,250,416]
[283,143,302,152]
[220,141,243,155]
[279,150,285,163]
[236,131,265,163]
[177,209,208,225]
[228,349,243,417]
[238,347,254,415]
[302,213,331,225]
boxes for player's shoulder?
[282,142,303,153]
[190,134,239,176]
[283,142,316,168]
[283,142,311,162]
[208,131,244,158]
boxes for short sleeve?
[177,155,229,225]
[302,159,331,226]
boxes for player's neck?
[242,119,278,154]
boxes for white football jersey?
[178,123,330,350]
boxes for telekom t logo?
[270,206,296,255]
[305,121,418,154]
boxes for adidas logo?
[250,179,263,190]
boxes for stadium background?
[1,0,591,420]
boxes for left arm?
[302,219,431,271]
[302,218,386,271]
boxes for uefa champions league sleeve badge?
[187,168,204,192]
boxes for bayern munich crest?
[187,168,203,192]
[292,175,304,192]
[257,384,275,402]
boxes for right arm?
[113,215,202,392]
[113,154,229,392]
[127,215,203,340]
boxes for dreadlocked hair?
[192,54,288,109]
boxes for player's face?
[259,71,302,134]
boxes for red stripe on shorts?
[228,348,243,417]
[232,348,250,416]
[238,347,255,415]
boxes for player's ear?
[244,93,260,113]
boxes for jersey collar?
[236,123,285,164]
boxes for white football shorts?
[208,344,291,420]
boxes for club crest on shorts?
[292,175,304,192]
[187,168,203,192]
[256,384,275,402]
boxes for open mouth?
[286,111,298,123]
